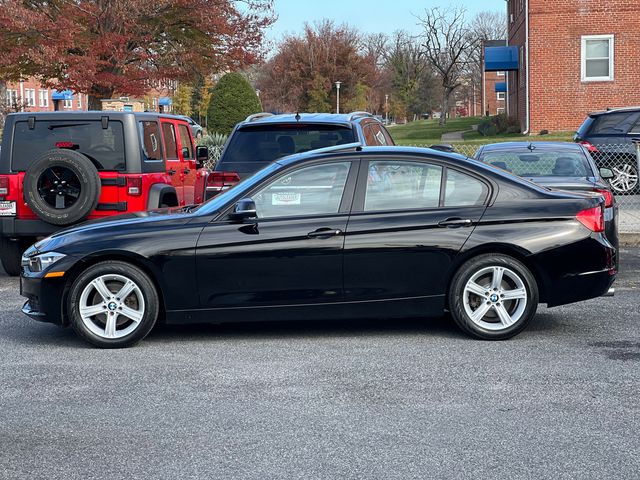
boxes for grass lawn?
[389,117,575,146]
[389,117,483,145]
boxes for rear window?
[11,119,125,171]
[590,112,640,135]
[220,124,355,167]
[479,150,594,177]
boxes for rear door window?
[11,119,125,171]
[162,123,179,160]
[444,170,489,206]
[138,121,162,161]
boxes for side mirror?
[599,167,614,179]
[196,146,208,169]
[229,198,257,221]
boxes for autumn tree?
[419,7,477,125]
[172,83,193,116]
[258,21,377,113]
[306,74,332,112]
[207,73,261,135]
[0,0,274,109]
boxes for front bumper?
[20,273,67,325]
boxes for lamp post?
[335,81,341,114]
[384,94,389,124]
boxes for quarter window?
[581,35,614,82]
[138,121,163,161]
[364,161,442,211]
[444,170,489,206]
[253,162,351,219]
[162,123,178,160]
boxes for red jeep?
[0,111,209,275]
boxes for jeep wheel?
[24,149,101,226]
[0,237,32,276]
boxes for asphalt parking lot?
[1,249,639,480]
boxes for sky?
[266,0,507,45]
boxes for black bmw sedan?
[20,145,616,348]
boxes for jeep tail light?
[55,141,76,149]
[576,206,604,232]
[579,140,599,153]
[207,171,240,193]
[127,176,142,196]
[0,177,8,196]
[593,188,613,208]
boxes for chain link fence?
[415,142,640,234]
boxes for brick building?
[506,0,640,134]
[5,78,87,112]
[481,40,508,117]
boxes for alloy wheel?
[463,266,528,331]
[78,274,146,340]
[36,166,82,209]
[608,163,638,194]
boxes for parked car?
[179,116,204,139]
[0,111,209,276]
[574,107,640,194]
[206,112,394,198]
[21,145,615,348]
[474,142,618,252]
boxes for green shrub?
[207,73,261,135]
[478,119,497,136]
[506,125,521,134]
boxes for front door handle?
[183,168,191,175]
[307,228,343,239]
[438,218,473,228]
[168,169,177,176]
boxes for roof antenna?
[295,112,301,122]
[527,142,535,151]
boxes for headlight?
[21,252,66,273]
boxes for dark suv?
[0,111,209,275]
[206,112,394,197]
[574,107,640,194]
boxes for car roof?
[7,111,188,122]
[477,142,585,153]
[238,112,376,127]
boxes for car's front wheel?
[448,254,539,340]
[67,261,159,348]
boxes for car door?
[160,120,184,203]
[176,122,197,205]
[196,160,359,310]
[343,156,490,307]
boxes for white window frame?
[497,107,506,114]
[39,89,49,107]
[497,71,505,77]
[63,97,73,109]
[497,92,506,101]
[6,89,18,105]
[24,88,36,107]
[581,34,614,82]
[77,93,82,109]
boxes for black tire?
[448,254,539,340]
[23,149,101,226]
[67,261,159,348]
[0,237,32,276]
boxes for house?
[504,0,640,134]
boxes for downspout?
[524,0,530,134]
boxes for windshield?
[194,161,283,215]
[479,150,594,177]
[218,124,355,172]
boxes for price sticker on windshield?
[272,192,301,205]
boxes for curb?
[620,233,640,246]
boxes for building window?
[497,92,506,101]
[6,89,18,106]
[77,93,82,109]
[24,89,36,107]
[63,97,73,109]
[497,71,505,77]
[581,35,614,82]
[39,90,49,107]
[497,107,506,114]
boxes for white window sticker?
[272,192,301,205]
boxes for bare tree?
[419,7,477,125]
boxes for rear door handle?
[168,169,177,176]
[307,228,343,239]
[438,218,473,228]
[183,168,191,175]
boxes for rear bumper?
[0,217,59,239]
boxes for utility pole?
[335,81,341,114]
[384,94,389,124]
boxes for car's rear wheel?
[67,261,159,348]
[448,254,538,340]
[608,162,638,194]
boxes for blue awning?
[495,82,507,93]
[51,90,73,100]
[485,46,519,71]
[158,97,172,106]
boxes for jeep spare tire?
[23,149,101,226]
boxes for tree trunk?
[439,88,448,126]
[0,81,6,130]
[88,85,115,111]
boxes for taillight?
[593,188,613,208]
[127,176,142,196]
[579,140,599,153]
[0,177,8,196]
[55,141,76,149]
[576,206,604,232]
[207,171,240,193]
